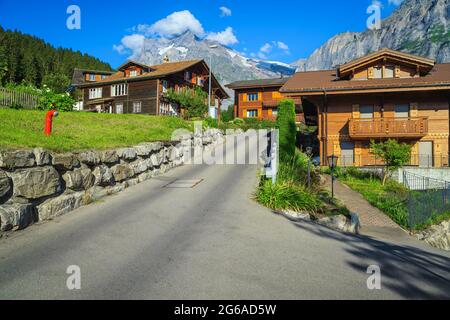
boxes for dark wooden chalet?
[75,59,228,116]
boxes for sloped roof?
[339,48,435,75]
[280,63,450,94]
[71,68,115,86]
[226,78,289,89]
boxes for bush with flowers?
[37,85,75,112]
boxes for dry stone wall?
[0,128,223,234]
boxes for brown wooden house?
[226,78,304,123]
[281,48,450,168]
[76,59,228,116]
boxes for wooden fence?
[0,87,40,109]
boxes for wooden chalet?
[281,48,450,167]
[75,58,228,116]
[226,78,304,123]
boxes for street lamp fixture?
[327,155,339,199]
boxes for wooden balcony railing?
[348,117,428,139]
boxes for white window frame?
[130,70,138,77]
[133,101,142,113]
[246,109,258,118]
[111,83,128,97]
[89,74,96,81]
[247,93,259,101]
[89,88,102,99]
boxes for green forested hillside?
[0,26,113,90]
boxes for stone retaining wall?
[0,128,224,234]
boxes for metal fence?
[402,171,450,228]
[0,87,40,109]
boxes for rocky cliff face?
[300,0,449,70]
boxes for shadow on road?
[291,220,450,299]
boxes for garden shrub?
[37,85,75,111]
[256,179,322,212]
[276,99,296,159]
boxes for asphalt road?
[0,143,450,299]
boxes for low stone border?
[280,210,361,234]
[414,220,450,251]
[0,128,224,234]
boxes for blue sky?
[0,0,403,68]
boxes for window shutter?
[258,92,262,102]
[354,142,362,166]
[368,67,374,79]
[333,142,341,156]
[243,93,247,102]
[410,102,418,117]
[352,104,360,118]
[395,65,401,78]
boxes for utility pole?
[208,45,218,119]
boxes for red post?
[44,110,59,136]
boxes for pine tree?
[0,26,113,88]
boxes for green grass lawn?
[0,109,193,152]
[336,168,450,231]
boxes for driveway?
[0,145,449,299]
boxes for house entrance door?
[419,141,433,167]
[340,142,355,167]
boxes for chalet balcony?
[348,117,428,139]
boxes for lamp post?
[208,45,218,119]
[327,154,339,199]
[306,147,313,188]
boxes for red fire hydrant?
[44,110,59,136]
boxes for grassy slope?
[0,110,192,152]
[338,171,450,231]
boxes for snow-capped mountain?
[135,31,296,91]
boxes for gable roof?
[226,78,289,90]
[79,59,229,99]
[280,63,450,95]
[117,60,154,71]
[71,68,115,86]
[338,48,435,77]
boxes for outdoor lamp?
[327,155,339,199]
[327,155,339,169]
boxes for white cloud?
[276,41,289,51]
[260,43,272,53]
[388,0,404,5]
[113,34,145,58]
[219,6,232,17]
[372,0,383,7]
[136,10,205,38]
[257,52,267,59]
[206,27,238,46]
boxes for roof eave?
[280,83,450,94]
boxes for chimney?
[163,55,170,63]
